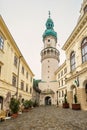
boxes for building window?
[14,55,18,67]
[26,72,28,79]
[26,84,28,92]
[81,37,87,63]
[47,49,50,54]
[84,5,87,13]
[21,81,24,90]
[58,73,60,79]
[62,91,64,97]
[0,36,4,50]
[21,66,24,75]
[61,71,63,77]
[0,66,1,76]
[64,67,67,74]
[61,79,63,86]
[59,91,61,97]
[30,87,32,94]
[70,51,75,71]
[12,75,17,87]
[59,81,60,87]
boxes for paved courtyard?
[0,106,87,130]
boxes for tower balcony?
[41,47,60,62]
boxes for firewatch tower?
[39,12,60,106]
[41,11,60,82]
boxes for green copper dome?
[43,12,57,41]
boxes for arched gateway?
[0,96,3,110]
[45,96,51,105]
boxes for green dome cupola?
[43,11,57,42]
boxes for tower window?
[48,39,50,42]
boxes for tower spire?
[48,11,51,18]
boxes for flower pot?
[12,113,18,118]
[63,103,69,108]
[72,104,81,110]
[23,109,29,112]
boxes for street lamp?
[56,90,58,107]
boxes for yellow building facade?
[55,0,87,110]
[0,15,34,110]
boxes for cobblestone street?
[0,106,87,130]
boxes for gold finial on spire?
[48,11,51,18]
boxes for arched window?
[0,36,4,50]
[70,51,75,71]
[81,37,87,63]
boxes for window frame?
[81,37,87,63]
[0,66,1,76]
[21,81,24,90]
[0,36,4,50]
[70,51,76,71]
[14,55,18,67]
[12,74,17,87]
[21,66,24,75]
[26,84,28,92]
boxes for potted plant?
[23,100,33,112]
[72,94,81,110]
[63,94,69,108]
[23,100,29,112]
[9,98,20,118]
[28,100,33,107]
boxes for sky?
[0,0,82,79]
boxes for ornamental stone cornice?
[62,13,87,51]
[65,67,87,82]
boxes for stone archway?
[0,96,3,110]
[70,85,77,104]
[45,96,51,105]
[83,80,87,102]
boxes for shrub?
[9,98,20,114]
